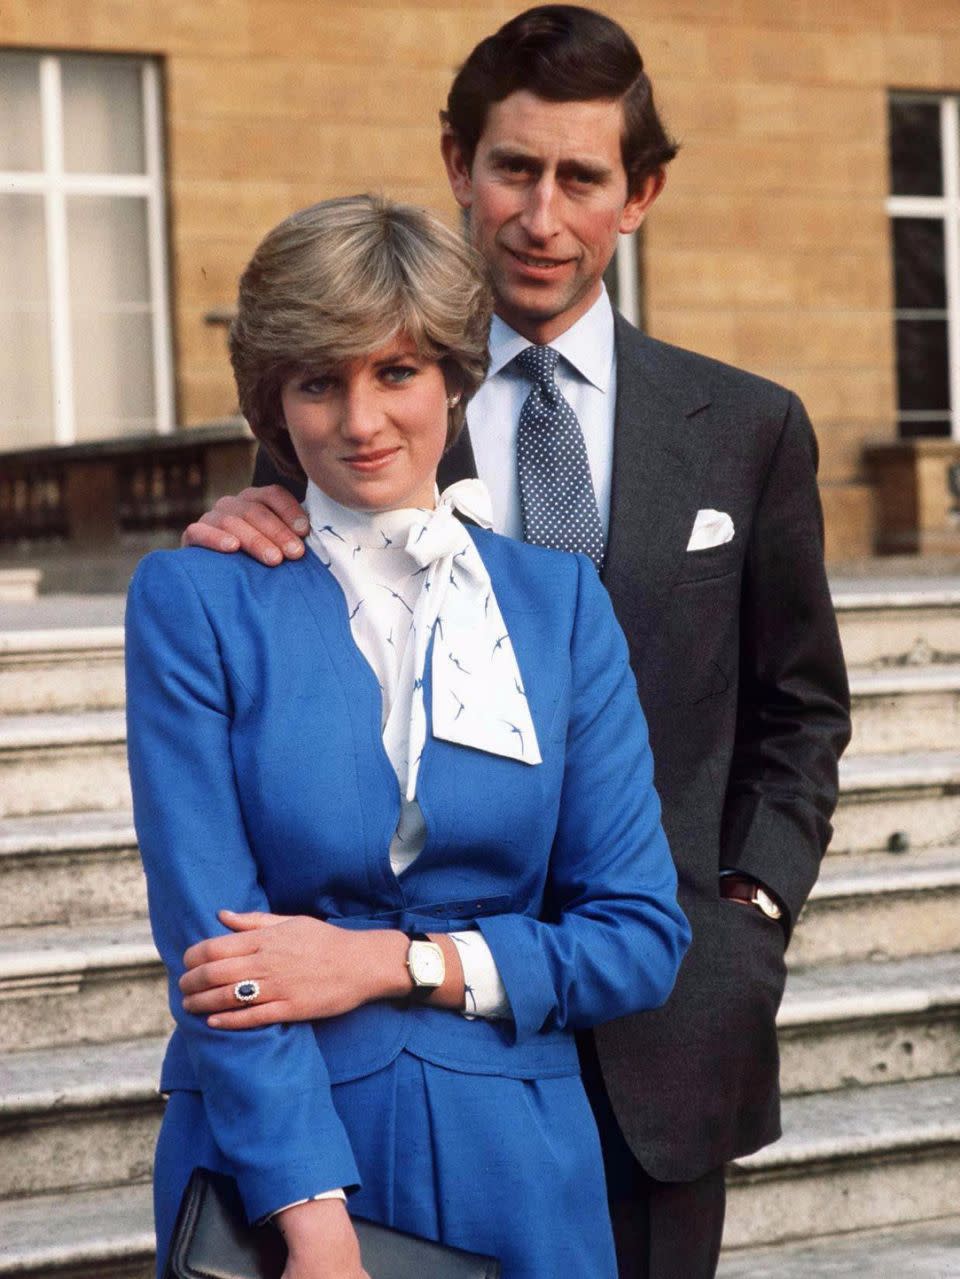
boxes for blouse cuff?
[268,1187,347,1220]
[450,930,512,1020]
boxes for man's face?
[442,91,662,344]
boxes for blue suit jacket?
[125,528,689,1223]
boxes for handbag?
[163,1167,502,1279]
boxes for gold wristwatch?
[406,932,445,999]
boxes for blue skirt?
[154,1051,617,1279]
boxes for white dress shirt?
[467,287,617,540]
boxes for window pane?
[0,311,54,446]
[895,318,949,412]
[73,310,156,439]
[67,195,150,304]
[892,218,946,311]
[0,52,43,171]
[898,418,951,439]
[62,56,145,175]
[0,194,53,447]
[67,195,155,438]
[0,194,48,307]
[889,99,942,197]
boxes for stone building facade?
[2,0,959,561]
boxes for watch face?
[409,941,445,988]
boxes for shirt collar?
[304,480,438,548]
[486,285,615,393]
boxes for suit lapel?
[603,314,713,655]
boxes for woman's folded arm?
[125,551,360,1223]
[476,555,691,1043]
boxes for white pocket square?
[686,509,734,552]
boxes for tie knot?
[515,344,560,390]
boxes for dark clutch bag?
[163,1167,502,1279]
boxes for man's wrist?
[719,872,784,923]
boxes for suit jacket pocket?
[717,897,787,1019]
[675,544,739,585]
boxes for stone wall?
[3,0,958,559]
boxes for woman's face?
[280,336,450,512]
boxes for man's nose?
[518,176,560,242]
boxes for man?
[183,8,850,1276]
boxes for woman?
[126,195,690,1279]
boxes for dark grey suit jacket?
[253,312,851,1180]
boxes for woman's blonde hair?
[229,194,493,480]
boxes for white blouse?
[303,479,523,1021]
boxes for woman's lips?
[343,447,400,472]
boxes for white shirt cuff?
[269,1188,347,1219]
[450,930,511,1019]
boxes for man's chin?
[495,279,589,333]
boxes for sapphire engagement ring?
[233,980,260,1004]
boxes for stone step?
[778,950,960,1095]
[0,627,125,715]
[0,710,130,819]
[0,810,144,929]
[0,1183,154,1279]
[718,1214,960,1278]
[833,751,960,854]
[791,847,960,965]
[848,665,960,755]
[724,1075,960,1249]
[0,919,167,1053]
[0,1037,164,1199]
[833,579,960,669]
[0,568,42,603]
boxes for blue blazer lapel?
[603,314,713,656]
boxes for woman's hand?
[179,911,412,1029]
[277,1199,370,1279]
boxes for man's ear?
[440,124,473,211]
[619,168,666,235]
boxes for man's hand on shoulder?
[181,485,309,566]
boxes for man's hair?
[442,5,678,194]
[229,195,492,481]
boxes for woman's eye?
[382,364,418,383]
[300,375,333,395]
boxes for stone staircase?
[0,612,160,1279]
[1,581,959,1276]
[721,578,960,1276]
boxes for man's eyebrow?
[486,145,611,181]
[487,145,540,166]
[556,157,612,180]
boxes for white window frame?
[886,93,960,441]
[0,52,174,444]
[612,233,640,328]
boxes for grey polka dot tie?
[515,344,605,570]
